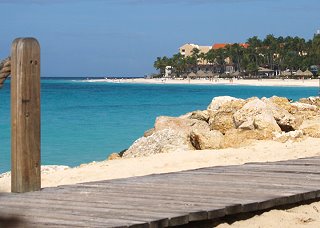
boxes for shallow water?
[0,78,318,173]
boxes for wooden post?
[11,38,41,193]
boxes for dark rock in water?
[118,149,127,157]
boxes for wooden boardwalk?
[1,156,320,227]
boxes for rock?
[233,98,281,132]
[299,97,320,107]
[273,130,304,142]
[208,99,246,134]
[222,129,274,148]
[118,149,127,157]
[267,96,298,114]
[122,129,193,158]
[108,153,121,160]
[144,128,155,137]
[263,98,302,131]
[207,96,243,111]
[154,116,210,134]
[190,129,224,150]
[291,102,318,111]
[301,124,320,138]
[187,110,209,122]
[238,119,255,130]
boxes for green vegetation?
[154,34,320,78]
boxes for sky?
[0,0,319,77]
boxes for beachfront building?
[179,43,211,64]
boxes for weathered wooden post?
[11,38,41,193]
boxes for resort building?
[179,43,211,58]
[178,42,251,74]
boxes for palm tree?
[153,56,169,76]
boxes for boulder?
[122,129,193,158]
[233,98,281,132]
[108,153,121,160]
[208,99,246,134]
[302,124,320,138]
[222,129,274,148]
[273,130,304,143]
[187,110,209,122]
[190,129,224,150]
[290,101,320,121]
[291,102,318,111]
[238,119,255,130]
[207,96,243,111]
[154,116,210,134]
[267,96,298,114]
[144,128,155,137]
[299,97,320,107]
[263,98,302,131]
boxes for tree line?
[153,34,320,77]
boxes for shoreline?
[86,78,320,88]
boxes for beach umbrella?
[188,72,197,78]
[196,70,206,78]
[303,70,313,78]
[295,69,304,76]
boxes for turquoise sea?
[0,78,318,173]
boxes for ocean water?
[0,78,318,173]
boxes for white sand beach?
[1,137,320,227]
[93,78,320,88]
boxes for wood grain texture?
[11,38,41,193]
[1,156,320,227]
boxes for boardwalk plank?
[1,156,320,227]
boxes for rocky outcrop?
[273,130,304,142]
[262,98,302,131]
[208,97,246,134]
[302,124,320,138]
[185,110,209,122]
[207,96,243,111]
[190,129,224,150]
[299,117,320,138]
[108,153,121,160]
[223,129,274,148]
[122,129,192,158]
[120,96,319,158]
[233,99,281,132]
[143,128,155,137]
[299,97,320,107]
[155,116,210,133]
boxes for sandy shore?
[89,78,320,87]
[1,137,320,227]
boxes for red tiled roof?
[212,43,229,49]
[212,43,249,49]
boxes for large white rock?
[233,98,281,132]
[207,96,243,111]
[122,129,192,158]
